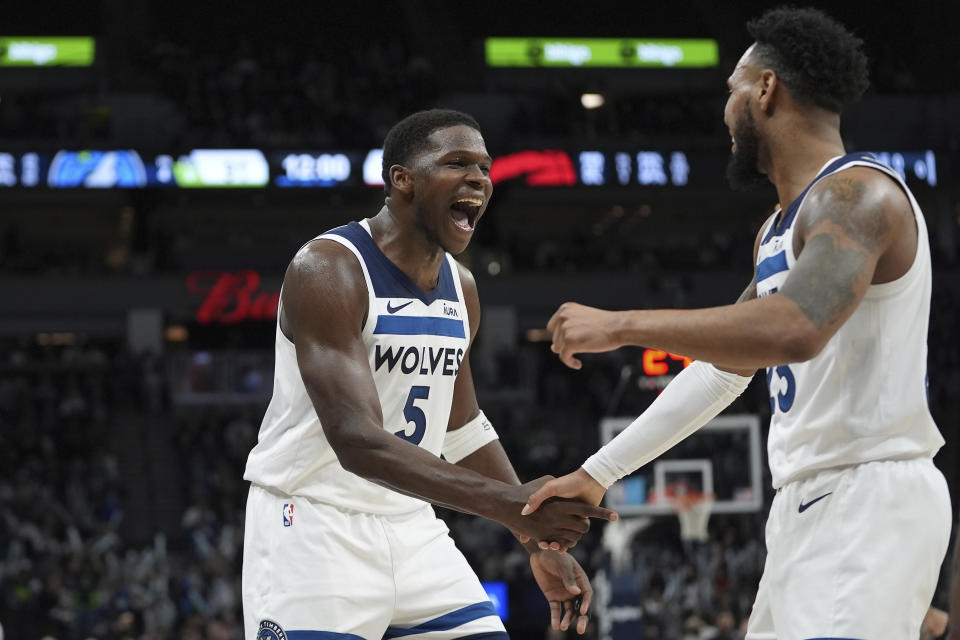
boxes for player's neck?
[766,119,845,209]
[368,207,445,292]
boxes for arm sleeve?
[581,361,753,488]
[442,411,499,464]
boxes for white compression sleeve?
[442,411,499,463]
[581,361,753,488]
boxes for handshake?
[496,469,618,552]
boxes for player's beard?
[726,108,767,191]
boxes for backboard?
[600,414,763,515]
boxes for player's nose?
[464,163,490,188]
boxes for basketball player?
[241,109,616,640]
[523,8,952,639]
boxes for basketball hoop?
[674,490,714,543]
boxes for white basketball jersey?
[755,153,944,489]
[243,219,471,514]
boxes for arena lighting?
[581,93,605,109]
[0,36,95,66]
[164,325,189,342]
[485,37,719,68]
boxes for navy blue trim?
[450,633,509,639]
[763,153,878,243]
[325,221,459,304]
[373,315,466,338]
[383,602,499,639]
[756,251,788,282]
[287,631,367,639]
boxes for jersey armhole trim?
[447,255,471,344]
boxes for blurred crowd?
[0,341,245,639]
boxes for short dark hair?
[381,109,482,194]
[746,7,869,113]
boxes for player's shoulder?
[282,236,367,308]
[289,235,362,278]
[278,235,369,340]
[801,165,912,240]
[807,165,909,215]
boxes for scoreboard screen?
[0,148,939,190]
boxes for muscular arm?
[549,168,913,370]
[285,240,611,546]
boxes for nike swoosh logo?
[798,492,832,513]
[386,300,414,314]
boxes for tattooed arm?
[780,168,914,331]
[547,168,915,370]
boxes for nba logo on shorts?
[282,503,294,527]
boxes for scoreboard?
[0,148,940,190]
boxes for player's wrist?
[611,310,642,348]
[479,481,526,527]
[574,467,607,504]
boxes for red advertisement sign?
[186,270,280,324]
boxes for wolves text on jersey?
[374,344,464,377]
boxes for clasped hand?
[519,469,612,551]
[501,476,616,552]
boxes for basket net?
[674,490,715,542]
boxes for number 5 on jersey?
[395,386,430,444]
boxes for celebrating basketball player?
[525,8,952,639]
[241,109,616,640]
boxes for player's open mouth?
[450,197,483,232]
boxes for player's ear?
[389,164,414,196]
[758,69,778,113]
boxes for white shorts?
[746,457,952,640]
[241,484,506,640]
